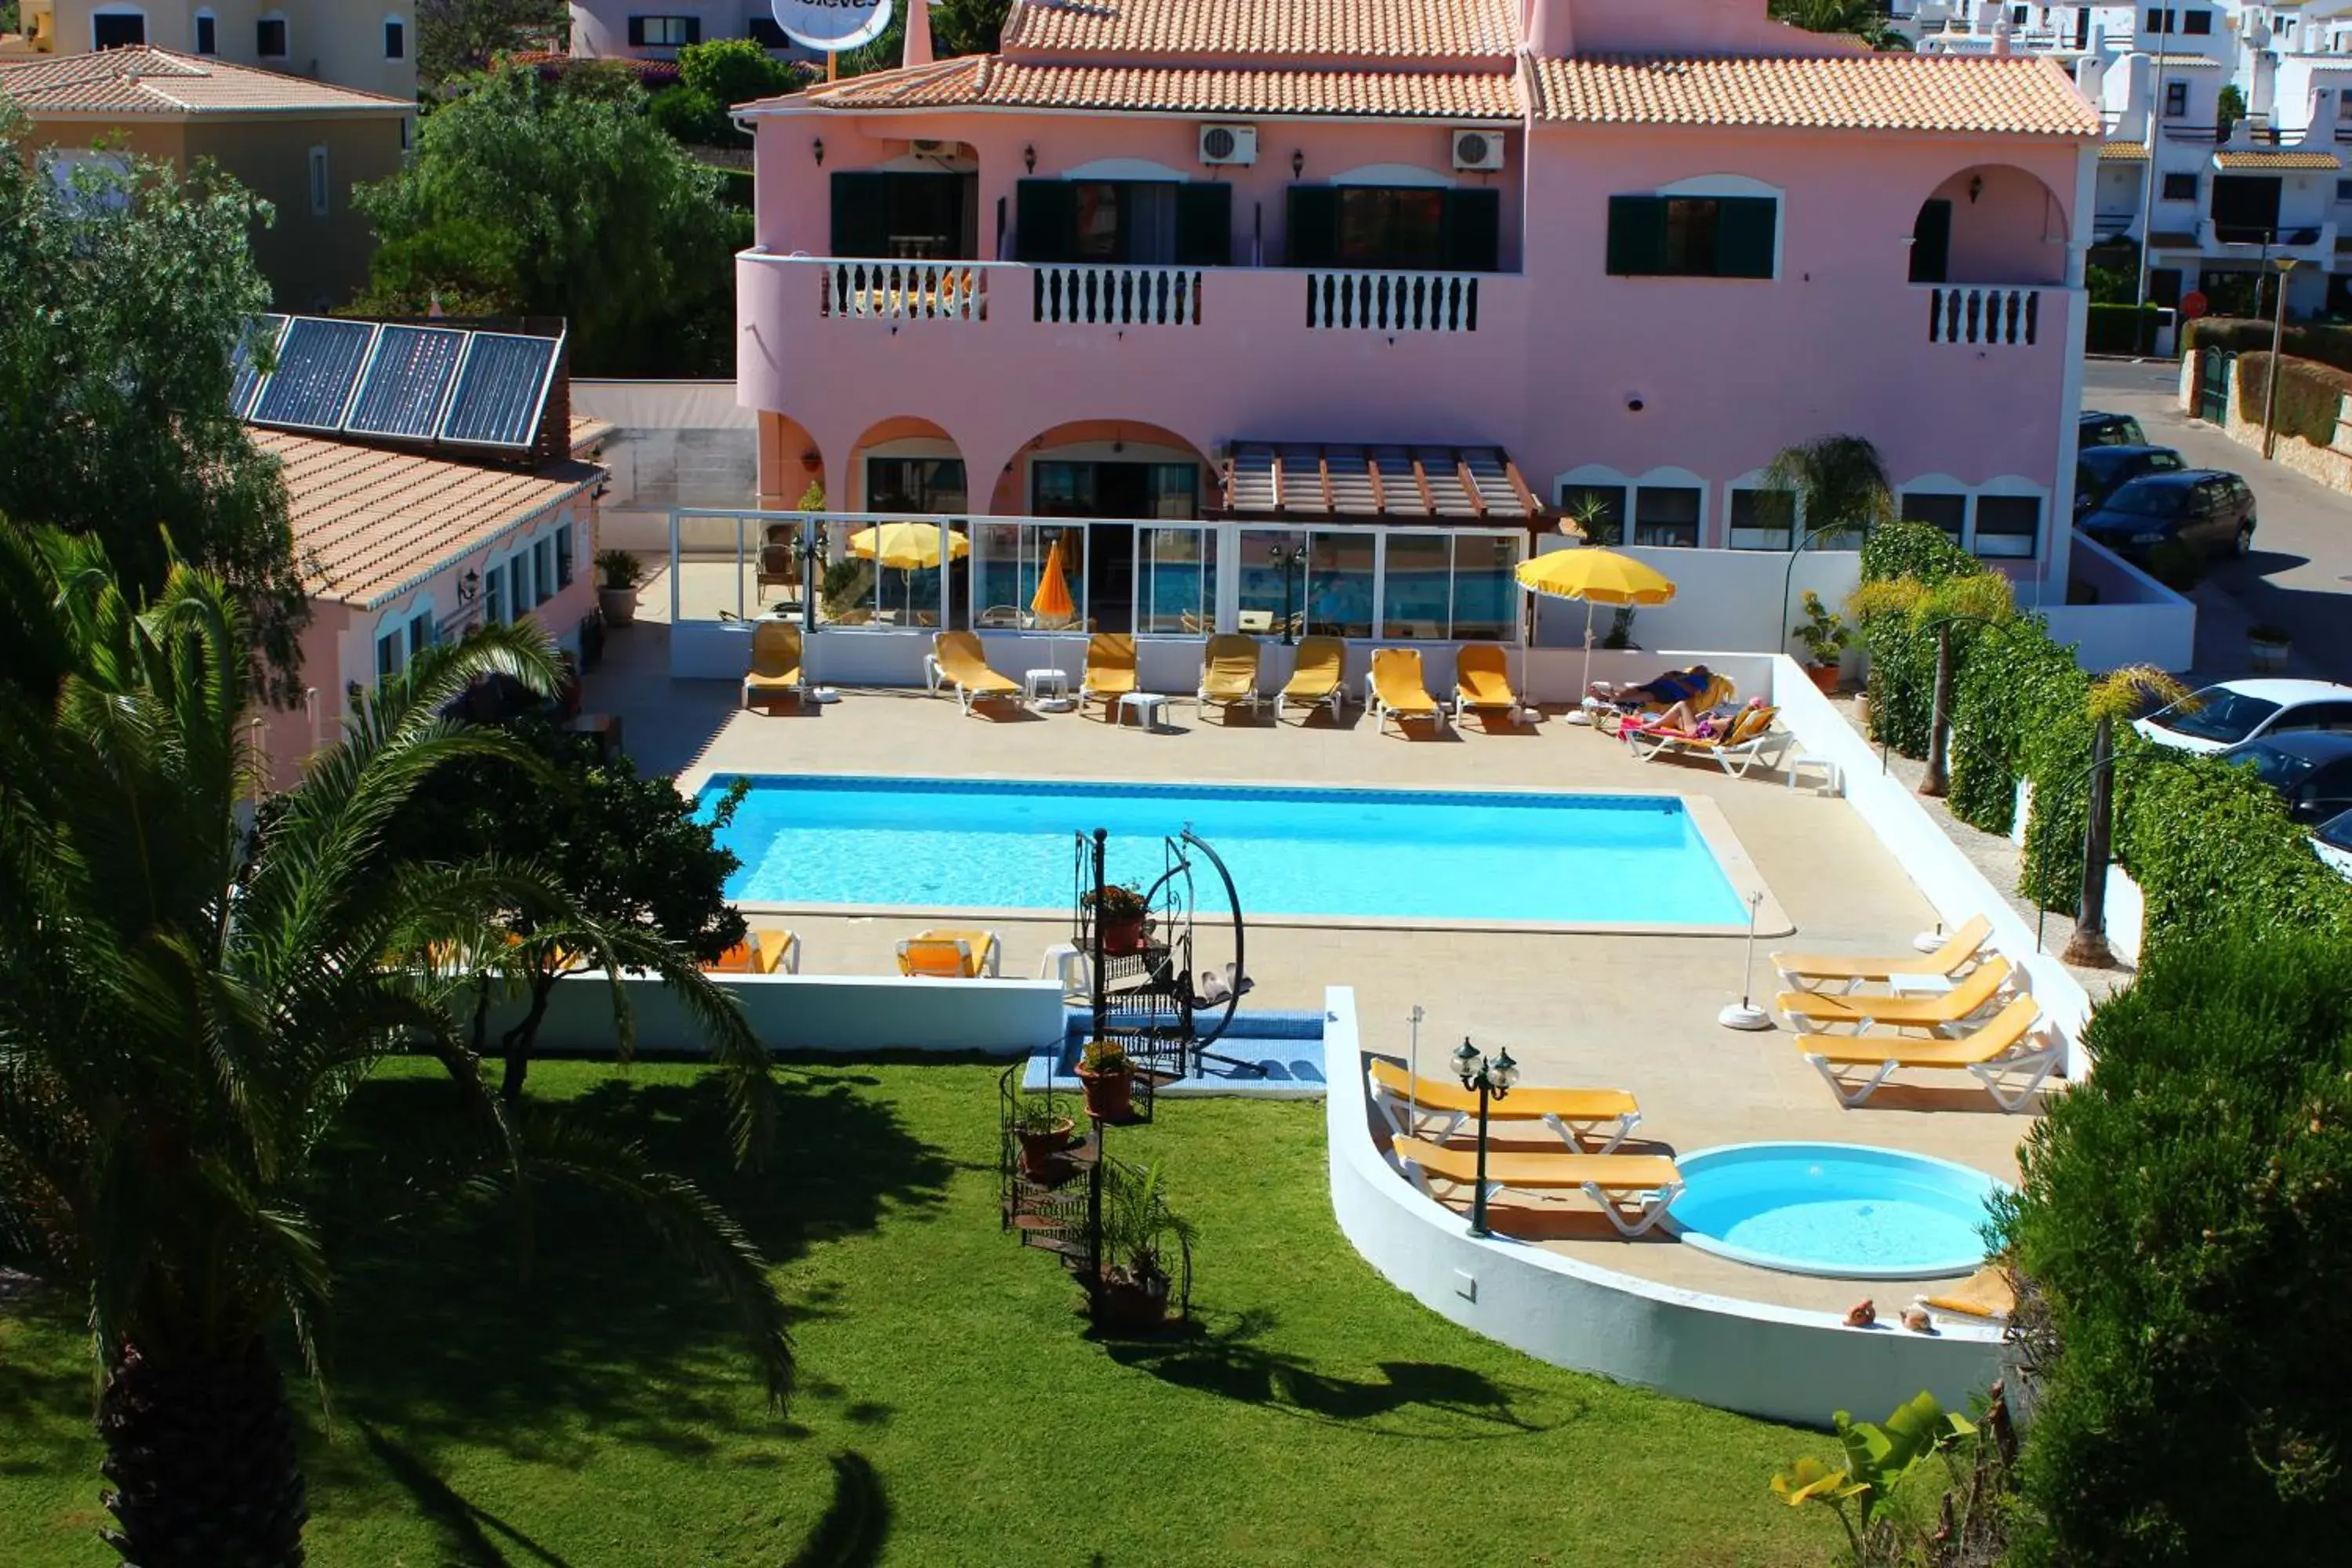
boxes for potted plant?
[1074,1038,1134,1122]
[1083,881,1150,956]
[597,549,645,627]
[1096,1159,1196,1330]
[1791,591,1851,695]
[1010,1096,1076,1183]
[2249,621,2293,673]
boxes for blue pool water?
[1667,1144,2005,1280]
[698,775,1745,926]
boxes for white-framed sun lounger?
[1798,996,2060,1112]
[1366,1060,1642,1154]
[1388,1135,1683,1237]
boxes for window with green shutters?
[830,171,973,260]
[1287,185,1501,271]
[1606,194,1777,278]
[1015,179,1232,267]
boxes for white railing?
[817,259,993,323]
[1033,264,1203,326]
[1305,270,1481,333]
[2196,219,2338,258]
[1922,285,2042,347]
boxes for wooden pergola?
[1209,442,1551,531]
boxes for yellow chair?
[704,928,800,975]
[1388,1136,1686,1237]
[1367,648,1444,735]
[1279,636,1348,721]
[1777,956,2017,1036]
[1081,633,1138,717]
[1773,913,1995,995]
[1916,1265,2016,1326]
[1196,634,1263,720]
[741,622,803,710]
[1450,645,1523,722]
[929,631,1021,715]
[1797,996,2061,1111]
[1367,1059,1641,1153]
[895,928,1002,978]
[1624,702,1788,778]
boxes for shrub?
[1947,616,2081,835]
[2185,315,2352,376]
[2116,750,2352,955]
[1858,520,1982,588]
[1851,524,1994,760]
[2232,350,2352,450]
[648,85,735,148]
[1996,933,2352,1564]
[2085,303,2167,356]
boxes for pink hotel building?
[731,0,2100,653]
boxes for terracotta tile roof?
[503,47,680,89]
[1002,0,1522,61]
[2149,54,2222,69]
[1530,54,2100,136]
[804,55,1521,120]
[259,430,599,609]
[0,47,411,115]
[2213,148,2343,169]
[2100,140,2152,161]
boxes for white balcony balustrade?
[818,259,992,323]
[2195,219,2338,262]
[1305,270,1482,333]
[1922,285,2042,347]
[1032,265,1204,326]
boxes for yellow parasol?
[1515,547,1678,712]
[1030,535,1076,626]
[848,521,969,570]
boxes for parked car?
[2074,445,2185,518]
[2314,808,2352,883]
[2079,410,2148,448]
[2136,679,2352,754]
[2078,470,2256,562]
[2224,732,2352,826]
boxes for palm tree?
[0,527,790,1566]
[1770,0,1916,51]
[1762,434,1898,546]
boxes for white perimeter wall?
[2037,534,2197,673]
[483,970,1065,1057]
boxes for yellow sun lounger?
[1368,648,1444,735]
[1280,635,1348,721]
[1773,913,1995,996]
[1914,1265,2016,1327]
[1388,1135,1685,1237]
[704,927,800,975]
[1367,1059,1641,1153]
[1080,633,1138,717]
[1798,996,2060,1112]
[1450,645,1524,722]
[740,622,803,710]
[895,928,1002,978]
[1778,956,2017,1036]
[929,632,1022,715]
[1625,704,1788,778]
[1196,634,1264,719]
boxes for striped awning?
[1217,442,1545,525]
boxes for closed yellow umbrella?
[1030,535,1076,626]
[1515,547,1678,710]
[848,521,969,570]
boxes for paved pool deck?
[585,608,2033,1319]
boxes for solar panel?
[249,317,378,432]
[438,332,559,449]
[344,325,468,441]
[227,316,289,419]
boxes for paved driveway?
[2084,359,2352,684]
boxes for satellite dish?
[771,0,896,53]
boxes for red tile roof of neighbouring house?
[801,54,1522,120]
[1530,54,2100,137]
[1000,0,1524,62]
[0,47,411,115]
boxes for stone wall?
[2182,353,2352,492]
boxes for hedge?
[2116,750,2352,955]
[1947,618,2086,837]
[2085,303,2167,356]
[2184,314,2352,376]
[1854,522,1990,760]
[2230,350,2352,450]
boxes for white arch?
[1628,466,1709,548]
[1331,162,1456,188]
[1722,466,1797,550]
[1062,158,1189,183]
[1656,172,1784,200]
[1970,475,2049,562]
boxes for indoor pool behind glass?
[698,775,1746,927]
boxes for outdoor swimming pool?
[697,775,1749,927]
[1667,1144,2004,1280]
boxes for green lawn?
[0,1061,1831,1566]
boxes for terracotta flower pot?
[1015,1118,1075,1182]
[1075,1063,1134,1122]
[1098,1274,1169,1330]
[1806,662,1841,696]
[1097,913,1147,956]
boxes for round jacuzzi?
[1665,1143,2005,1279]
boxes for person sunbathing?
[1640,695,1762,739]
[1585,665,1712,710]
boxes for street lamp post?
[1268,540,1307,646]
[2262,255,2299,460]
[1451,1037,1518,1240]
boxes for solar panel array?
[238,315,562,454]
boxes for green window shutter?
[1014,179,1076,263]
[1909,198,1951,285]
[1285,185,1338,267]
[1606,196,1665,275]
[1174,183,1233,267]
[1713,197,1777,279]
[1441,188,1501,273]
[829,172,890,258]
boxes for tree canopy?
[352,68,746,375]
[0,105,306,698]
[1769,0,1914,51]
[416,0,567,85]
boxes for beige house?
[2,0,416,109]
[0,46,409,308]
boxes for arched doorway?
[837,416,969,627]
[984,420,1215,635]
[1908,165,2071,287]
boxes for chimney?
[903,0,934,69]
[1993,23,2013,57]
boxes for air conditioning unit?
[1451,128,1506,172]
[909,139,952,158]
[1198,124,1257,166]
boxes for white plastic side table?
[1116,692,1171,731]
[1023,667,1073,711]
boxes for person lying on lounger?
[1641,694,1764,739]
[1584,665,1712,710]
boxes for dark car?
[2079,410,2149,448]
[2226,731,2352,826]
[2074,444,2186,518]
[2078,469,2256,561]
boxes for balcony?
[1918,285,2048,348]
[2194,220,2339,262]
